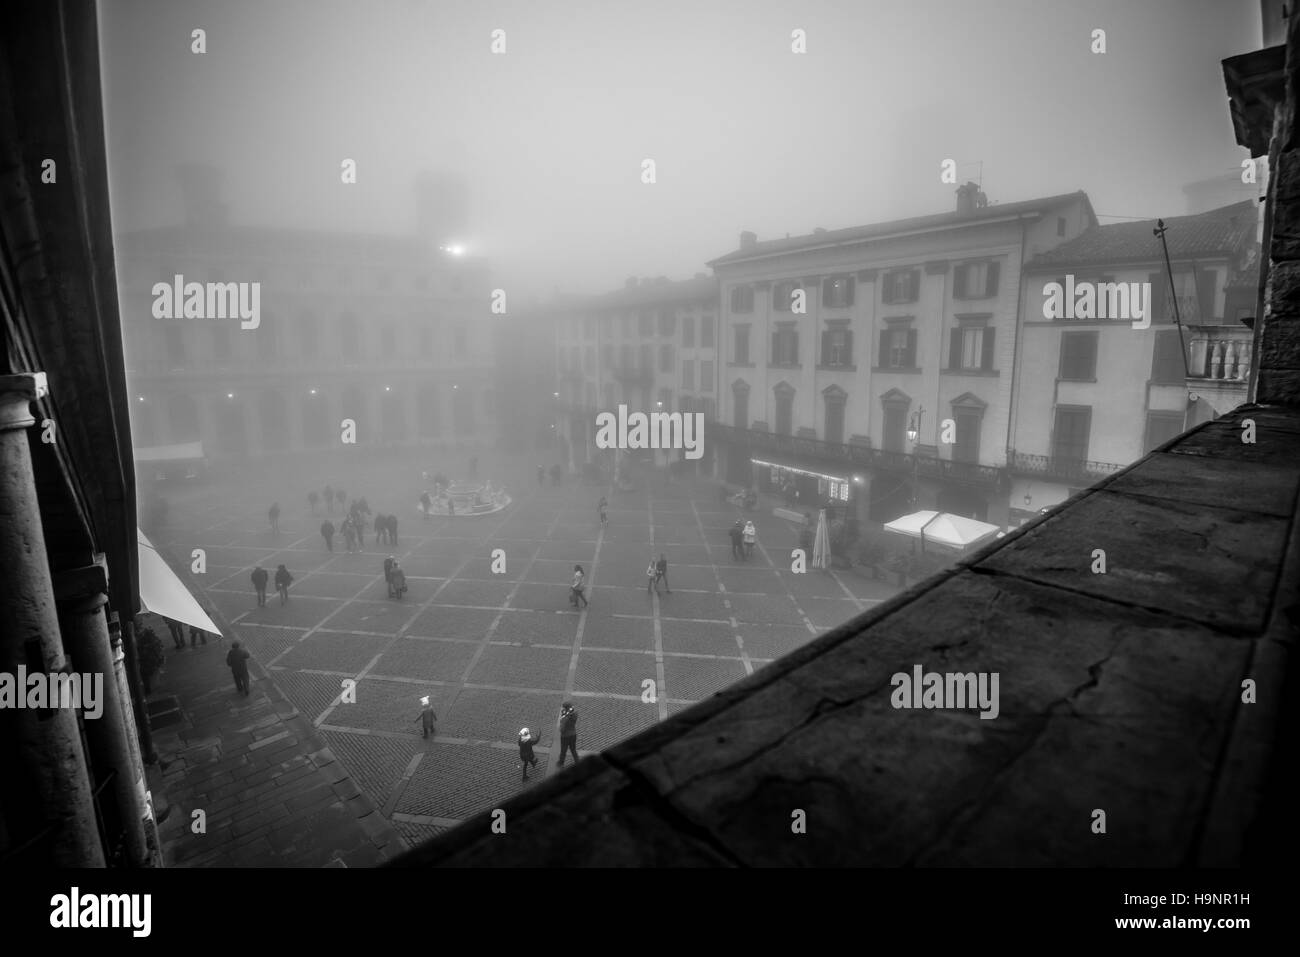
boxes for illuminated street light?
[384,386,391,392]
[226,393,234,399]
[309,388,318,395]
[137,395,144,402]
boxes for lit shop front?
[752,457,856,512]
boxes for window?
[949,324,995,371]
[682,359,695,390]
[774,386,794,436]
[879,326,917,368]
[730,286,754,313]
[771,326,799,365]
[701,315,715,347]
[657,388,672,410]
[701,360,714,392]
[585,347,596,373]
[954,261,1000,299]
[732,382,750,429]
[638,312,654,336]
[953,410,981,463]
[602,344,614,367]
[824,393,846,445]
[882,269,920,304]
[1144,411,1184,453]
[683,316,696,347]
[1052,405,1092,468]
[733,325,750,364]
[883,403,908,453]
[821,327,853,367]
[822,275,855,309]
[1058,331,1098,381]
[455,326,468,357]
[1151,330,1185,383]
[774,280,803,313]
[659,310,676,336]
[659,344,674,373]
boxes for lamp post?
[906,406,925,509]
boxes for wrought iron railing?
[707,422,1006,488]
[1008,452,1124,484]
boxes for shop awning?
[137,529,222,635]
[883,510,1003,551]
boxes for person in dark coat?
[321,519,335,551]
[383,555,395,584]
[386,514,398,546]
[389,562,407,599]
[166,618,185,650]
[420,490,432,519]
[251,565,269,606]
[518,727,541,780]
[373,513,387,546]
[655,554,671,593]
[729,521,744,561]
[226,640,251,696]
[268,502,280,534]
[415,696,437,739]
[557,702,579,768]
[274,564,293,605]
[189,625,207,647]
[598,496,608,526]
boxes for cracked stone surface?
[392,405,1299,866]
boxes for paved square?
[153,452,900,842]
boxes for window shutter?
[949,328,963,370]
[986,261,1000,297]
[906,329,918,367]
[1059,335,1074,379]
[844,330,853,365]
[844,278,855,307]
[981,328,995,370]
[954,265,966,298]
[1083,332,1098,378]
[878,329,889,367]
[822,278,833,305]
[1148,272,1166,324]
[821,331,830,366]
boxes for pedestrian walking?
[308,490,319,514]
[324,485,334,513]
[268,502,280,534]
[251,565,269,606]
[420,490,432,520]
[274,564,293,605]
[729,520,744,561]
[387,514,398,546]
[655,554,671,593]
[518,727,541,780]
[373,513,387,546]
[743,520,757,560]
[537,465,544,487]
[189,625,208,648]
[557,702,579,768]
[321,519,335,551]
[646,556,659,594]
[415,696,437,739]
[570,564,589,608]
[598,496,608,526]
[389,562,407,599]
[226,640,251,696]
[166,618,185,650]
[342,519,356,553]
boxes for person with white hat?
[518,726,541,780]
[415,696,437,739]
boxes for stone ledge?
[389,403,1299,867]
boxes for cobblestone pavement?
[147,449,899,856]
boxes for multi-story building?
[1008,200,1259,523]
[118,170,497,463]
[554,274,719,472]
[706,184,1096,526]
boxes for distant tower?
[414,169,470,249]
[174,162,229,226]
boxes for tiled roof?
[583,275,718,311]
[707,191,1094,267]
[1027,200,1257,269]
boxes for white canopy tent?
[811,508,831,570]
[137,529,222,635]
[883,510,1003,552]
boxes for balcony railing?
[1186,325,1252,382]
[1008,451,1125,484]
[707,422,1006,488]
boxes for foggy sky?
[99,0,1260,300]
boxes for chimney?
[740,230,757,249]
[956,181,989,216]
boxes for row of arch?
[130,385,479,455]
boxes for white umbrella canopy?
[882,510,1002,551]
[811,508,831,569]
[138,529,222,635]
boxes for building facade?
[554,275,719,473]
[1008,201,1260,523]
[118,187,497,465]
[707,185,1096,526]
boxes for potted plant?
[137,626,166,695]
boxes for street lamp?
[907,406,924,508]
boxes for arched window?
[774,382,795,436]
[732,380,750,430]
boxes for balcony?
[708,422,1006,488]
[1186,325,1252,381]
[1008,451,1125,485]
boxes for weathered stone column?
[54,558,152,867]
[107,612,162,865]
[0,373,104,866]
